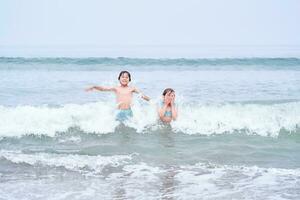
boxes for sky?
[1,0,300,57]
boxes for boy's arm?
[133,87,150,101]
[85,86,116,92]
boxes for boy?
[86,71,150,121]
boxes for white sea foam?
[0,156,299,200]
[0,102,119,137]
[0,150,134,174]
[0,101,299,137]
[172,102,300,136]
[174,162,300,199]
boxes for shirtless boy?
[86,71,150,121]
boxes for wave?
[0,150,134,175]
[174,162,300,199]
[1,150,299,177]
[1,149,299,200]
[0,57,300,69]
[0,101,299,137]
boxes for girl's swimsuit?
[164,110,172,117]
[161,102,172,117]
[116,109,133,121]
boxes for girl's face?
[164,91,175,102]
[119,73,130,86]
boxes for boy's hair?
[118,71,131,81]
[163,88,175,96]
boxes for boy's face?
[119,73,130,86]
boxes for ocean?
[0,57,299,199]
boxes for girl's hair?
[118,71,131,81]
[162,88,175,96]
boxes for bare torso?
[115,86,135,109]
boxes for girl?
[158,88,178,123]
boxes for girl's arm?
[133,87,150,101]
[85,86,116,92]
[158,104,168,119]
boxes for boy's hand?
[85,87,94,92]
[141,94,150,101]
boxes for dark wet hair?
[118,71,131,81]
[162,88,175,96]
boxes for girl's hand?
[170,99,175,106]
[170,94,175,106]
[164,98,172,106]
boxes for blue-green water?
[0,57,299,199]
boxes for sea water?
[0,57,299,199]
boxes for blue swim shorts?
[116,109,133,121]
